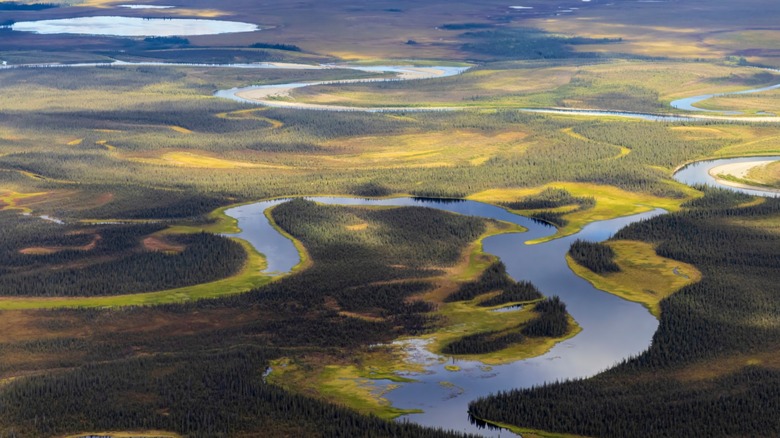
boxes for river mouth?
[10,16,260,37]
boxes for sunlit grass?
[697,90,780,114]
[567,240,702,317]
[319,130,529,169]
[266,357,421,420]
[469,182,700,243]
[127,151,273,169]
[746,161,780,186]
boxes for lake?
[11,16,259,37]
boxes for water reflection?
[673,156,780,197]
[223,196,663,436]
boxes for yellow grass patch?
[293,66,574,108]
[530,10,727,59]
[469,182,699,243]
[478,418,592,438]
[266,358,419,420]
[580,62,762,100]
[699,90,780,114]
[338,310,384,322]
[713,126,780,157]
[167,8,229,18]
[76,0,120,7]
[127,151,273,169]
[727,213,780,237]
[66,138,84,146]
[568,240,701,317]
[215,108,284,128]
[0,190,50,214]
[345,223,368,231]
[670,126,740,141]
[95,140,116,151]
[168,125,193,134]
[585,40,717,59]
[322,130,528,168]
[747,161,780,186]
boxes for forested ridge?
[469,189,780,437]
[0,213,246,297]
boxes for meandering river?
[225,197,664,436]
[673,156,780,197]
[3,58,779,435]
[2,58,778,121]
[213,64,780,122]
[221,156,779,437]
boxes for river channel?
[4,58,779,435]
[225,197,663,436]
[221,150,780,436]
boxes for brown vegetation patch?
[323,296,341,312]
[15,190,79,212]
[143,236,185,254]
[93,192,114,207]
[0,311,89,343]
[673,350,780,382]
[19,235,101,256]
[338,311,385,322]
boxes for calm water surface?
[11,16,259,36]
[224,197,664,436]
[673,156,780,197]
